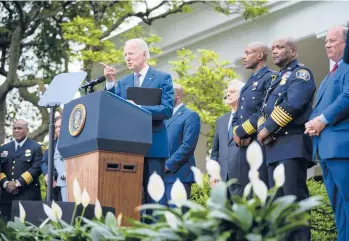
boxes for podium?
[58,91,152,223]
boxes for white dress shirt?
[106,65,150,90]
[15,136,27,151]
[172,103,184,116]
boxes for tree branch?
[11,78,44,88]
[24,18,42,38]
[13,1,25,30]
[141,1,206,25]
[18,87,49,142]
[101,1,207,39]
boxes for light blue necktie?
[228,113,234,140]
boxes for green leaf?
[267,195,297,223]
[208,182,227,209]
[245,233,262,241]
[233,203,253,230]
[289,196,323,217]
[105,212,117,227]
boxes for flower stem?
[70,204,78,226]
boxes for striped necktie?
[134,73,141,87]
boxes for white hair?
[228,79,245,91]
[125,38,150,59]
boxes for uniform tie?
[330,63,338,75]
[134,73,141,87]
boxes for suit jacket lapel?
[141,67,155,88]
[221,113,230,143]
[315,71,340,107]
[166,105,186,127]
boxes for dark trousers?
[141,157,165,223]
[45,186,62,202]
[320,159,349,241]
[268,158,310,241]
[227,141,269,198]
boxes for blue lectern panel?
[58,91,152,158]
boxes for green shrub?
[190,176,338,241]
[190,174,210,206]
[307,178,337,241]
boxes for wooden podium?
[58,91,152,223]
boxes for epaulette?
[38,142,47,153]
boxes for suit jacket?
[310,62,349,159]
[107,67,174,158]
[54,139,66,187]
[41,139,58,180]
[164,105,201,183]
[0,138,42,201]
[210,113,240,182]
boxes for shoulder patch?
[296,69,310,81]
[271,74,278,82]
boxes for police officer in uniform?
[257,37,316,241]
[0,120,43,220]
[232,42,277,193]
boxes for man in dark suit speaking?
[102,39,174,210]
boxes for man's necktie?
[228,113,234,140]
[134,73,141,87]
[330,63,338,75]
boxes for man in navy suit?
[162,83,200,206]
[102,39,174,212]
[305,25,349,241]
[210,80,245,197]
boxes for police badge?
[25,149,31,157]
[280,71,292,86]
[69,104,87,137]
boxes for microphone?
[81,76,106,88]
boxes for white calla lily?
[73,178,82,205]
[117,213,123,226]
[94,199,102,220]
[43,201,62,222]
[252,179,268,206]
[206,159,221,180]
[246,141,263,170]
[243,183,252,199]
[170,179,188,202]
[273,164,285,188]
[190,166,203,188]
[248,168,259,183]
[147,172,165,202]
[81,188,91,208]
[164,211,180,230]
[19,202,26,223]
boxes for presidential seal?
[69,104,86,137]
